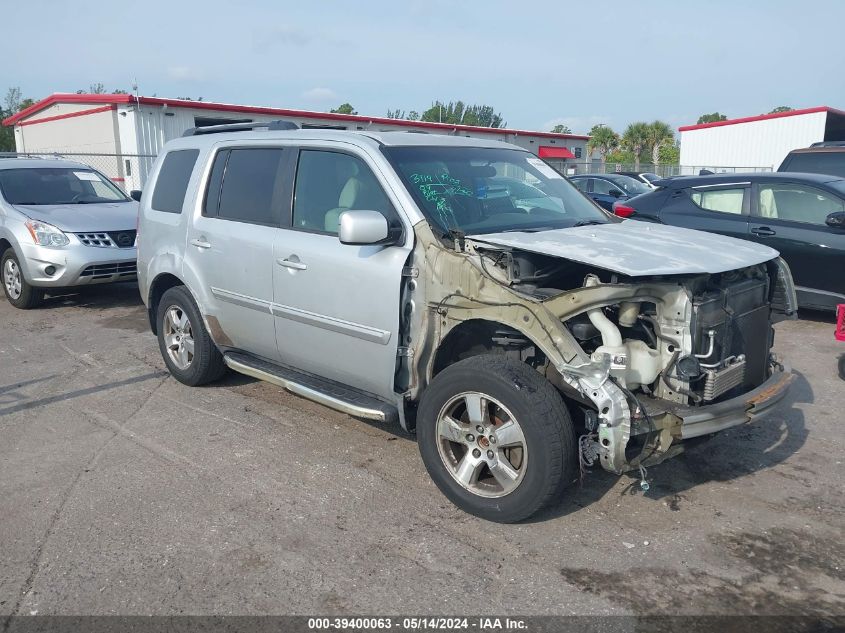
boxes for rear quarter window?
[779,151,845,178]
[151,149,199,213]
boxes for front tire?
[156,286,226,386]
[417,355,576,522]
[1,250,43,309]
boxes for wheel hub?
[435,391,528,499]
[4,260,22,300]
[163,305,195,370]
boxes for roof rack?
[809,141,845,148]
[182,119,299,137]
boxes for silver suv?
[0,158,139,308]
[137,122,796,522]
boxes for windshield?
[0,167,130,205]
[602,174,651,194]
[382,146,613,235]
[641,173,661,183]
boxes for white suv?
[137,122,796,522]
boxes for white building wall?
[10,99,588,189]
[679,111,828,170]
[125,103,587,161]
[15,104,119,154]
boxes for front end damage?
[397,222,796,475]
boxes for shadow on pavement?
[0,370,167,417]
[41,282,143,311]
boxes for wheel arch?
[0,237,14,259]
[431,318,543,378]
[147,272,186,335]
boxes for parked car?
[0,159,139,309]
[569,174,652,210]
[615,172,845,311]
[778,142,845,177]
[837,304,845,380]
[616,171,663,189]
[138,123,795,522]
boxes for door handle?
[751,227,776,237]
[277,257,307,270]
[190,238,212,249]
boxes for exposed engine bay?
[397,222,797,477]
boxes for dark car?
[616,172,845,311]
[569,173,652,211]
[616,171,663,188]
[778,142,845,178]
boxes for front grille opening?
[79,261,137,279]
[76,231,136,249]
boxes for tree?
[420,101,505,128]
[4,87,22,113]
[550,124,572,134]
[386,109,419,121]
[697,112,727,124]
[658,142,680,165]
[89,83,106,94]
[622,122,651,170]
[769,106,793,114]
[330,103,357,115]
[587,124,620,166]
[645,120,675,167]
[1,87,35,152]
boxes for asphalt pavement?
[0,283,842,617]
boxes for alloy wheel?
[3,259,22,300]
[163,305,195,370]
[435,391,528,498]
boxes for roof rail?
[809,141,845,148]
[182,119,300,137]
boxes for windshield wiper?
[572,219,606,227]
[500,225,561,233]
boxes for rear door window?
[204,148,288,226]
[593,178,621,195]
[571,178,589,192]
[151,150,199,213]
[780,152,845,177]
[690,186,746,214]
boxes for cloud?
[254,25,311,52]
[542,115,613,135]
[167,66,203,82]
[301,87,337,102]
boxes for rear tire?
[1,250,44,309]
[417,355,576,523]
[156,286,226,386]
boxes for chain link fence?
[0,152,157,192]
[1,152,774,192]
[546,160,773,177]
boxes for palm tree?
[622,122,650,171]
[587,125,620,167]
[646,121,675,168]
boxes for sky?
[3,0,845,135]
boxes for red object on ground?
[836,304,845,342]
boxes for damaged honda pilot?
[137,123,797,522]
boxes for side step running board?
[224,352,398,423]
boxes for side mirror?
[826,211,845,228]
[338,210,390,245]
[610,189,624,198]
[129,190,142,202]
